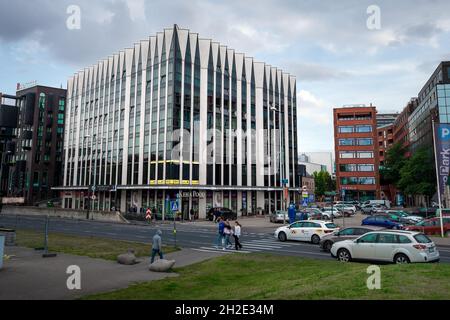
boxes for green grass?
[84,253,450,300]
[16,229,178,261]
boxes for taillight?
[413,244,427,250]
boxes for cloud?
[298,90,332,125]
[288,62,350,81]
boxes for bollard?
[42,215,57,258]
[0,235,4,269]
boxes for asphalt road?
[1,214,450,263]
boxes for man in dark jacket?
[151,229,164,264]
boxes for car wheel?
[394,253,410,264]
[324,241,333,252]
[337,249,351,262]
[311,234,320,245]
[278,232,287,242]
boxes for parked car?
[405,216,450,236]
[269,210,288,223]
[361,204,386,215]
[334,204,356,216]
[330,230,440,264]
[363,199,391,209]
[343,201,361,210]
[275,220,339,244]
[319,226,384,252]
[321,207,342,219]
[206,207,237,222]
[304,208,324,220]
[374,210,423,225]
[362,216,404,229]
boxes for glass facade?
[62,26,299,217]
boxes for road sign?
[91,195,96,200]
[282,179,289,185]
[171,201,179,213]
[302,198,308,207]
[145,208,152,220]
[91,185,97,192]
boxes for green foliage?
[380,142,407,186]
[313,171,335,197]
[398,148,436,197]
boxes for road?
[1,214,450,263]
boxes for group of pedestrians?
[215,217,243,251]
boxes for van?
[363,199,391,209]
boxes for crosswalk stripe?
[198,247,256,254]
[240,244,282,249]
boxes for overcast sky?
[1,0,450,152]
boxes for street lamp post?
[85,135,97,219]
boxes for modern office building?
[377,124,394,167]
[0,93,19,197]
[57,25,300,218]
[409,61,450,154]
[7,85,66,205]
[376,112,398,128]
[393,98,418,158]
[299,151,334,175]
[334,105,380,201]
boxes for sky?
[1,0,450,152]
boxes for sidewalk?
[0,246,223,300]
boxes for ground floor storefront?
[60,187,301,220]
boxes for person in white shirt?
[233,221,243,251]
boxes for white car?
[322,207,342,219]
[330,230,440,264]
[274,220,339,244]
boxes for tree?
[397,148,435,197]
[313,171,334,198]
[379,142,407,186]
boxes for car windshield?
[414,234,432,244]
[325,223,338,229]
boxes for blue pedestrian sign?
[302,198,308,207]
[171,201,179,213]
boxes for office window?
[355,125,372,133]
[340,177,358,185]
[357,151,373,158]
[339,164,357,172]
[357,138,373,146]
[358,164,374,172]
[339,138,354,146]
[339,151,355,159]
[338,126,354,133]
[359,177,376,185]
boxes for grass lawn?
[16,229,178,261]
[84,253,450,300]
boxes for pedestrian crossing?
[191,238,303,254]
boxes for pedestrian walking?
[215,217,225,249]
[150,229,164,264]
[190,208,195,221]
[223,219,233,249]
[234,221,243,250]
